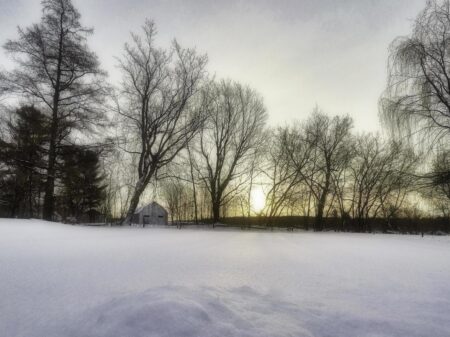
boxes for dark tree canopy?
[59,145,106,221]
[0,106,48,217]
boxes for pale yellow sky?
[0,0,427,132]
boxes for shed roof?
[134,202,166,214]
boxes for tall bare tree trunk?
[43,113,58,220]
[187,144,198,223]
[315,172,331,231]
[122,179,146,225]
[212,199,220,223]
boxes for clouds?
[0,0,426,131]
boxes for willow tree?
[380,0,450,209]
[380,0,450,144]
[116,20,207,224]
[1,0,107,220]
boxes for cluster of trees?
[0,105,106,220]
[161,110,421,232]
[0,0,449,231]
[0,0,108,221]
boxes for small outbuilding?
[132,202,168,226]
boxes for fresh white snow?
[1,219,450,337]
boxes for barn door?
[143,215,150,225]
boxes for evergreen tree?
[59,146,106,221]
[0,106,48,217]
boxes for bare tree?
[377,143,418,230]
[100,147,137,223]
[195,80,267,222]
[262,112,352,230]
[303,111,353,231]
[419,148,450,218]
[1,0,107,220]
[263,126,313,223]
[348,135,386,230]
[380,0,450,145]
[380,0,449,228]
[160,178,189,223]
[115,20,207,224]
[186,142,199,223]
[348,135,417,232]
[330,136,355,227]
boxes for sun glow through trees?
[250,186,266,213]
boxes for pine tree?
[59,146,106,222]
[0,106,48,217]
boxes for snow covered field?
[1,219,450,337]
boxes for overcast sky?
[0,0,426,132]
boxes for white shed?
[132,202,168,226]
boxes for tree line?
[0,0,449,232]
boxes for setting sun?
[250,186,266,213]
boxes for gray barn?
[132,202,168,226]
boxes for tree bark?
[212,199,220,223]
[187,144,198,224]
[315,172,331,231]
[42,117,58,220]
[315,194,326,231]
[122,179,146,225]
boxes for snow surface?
[1,219,450,337]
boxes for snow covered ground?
[1,219,450,337]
